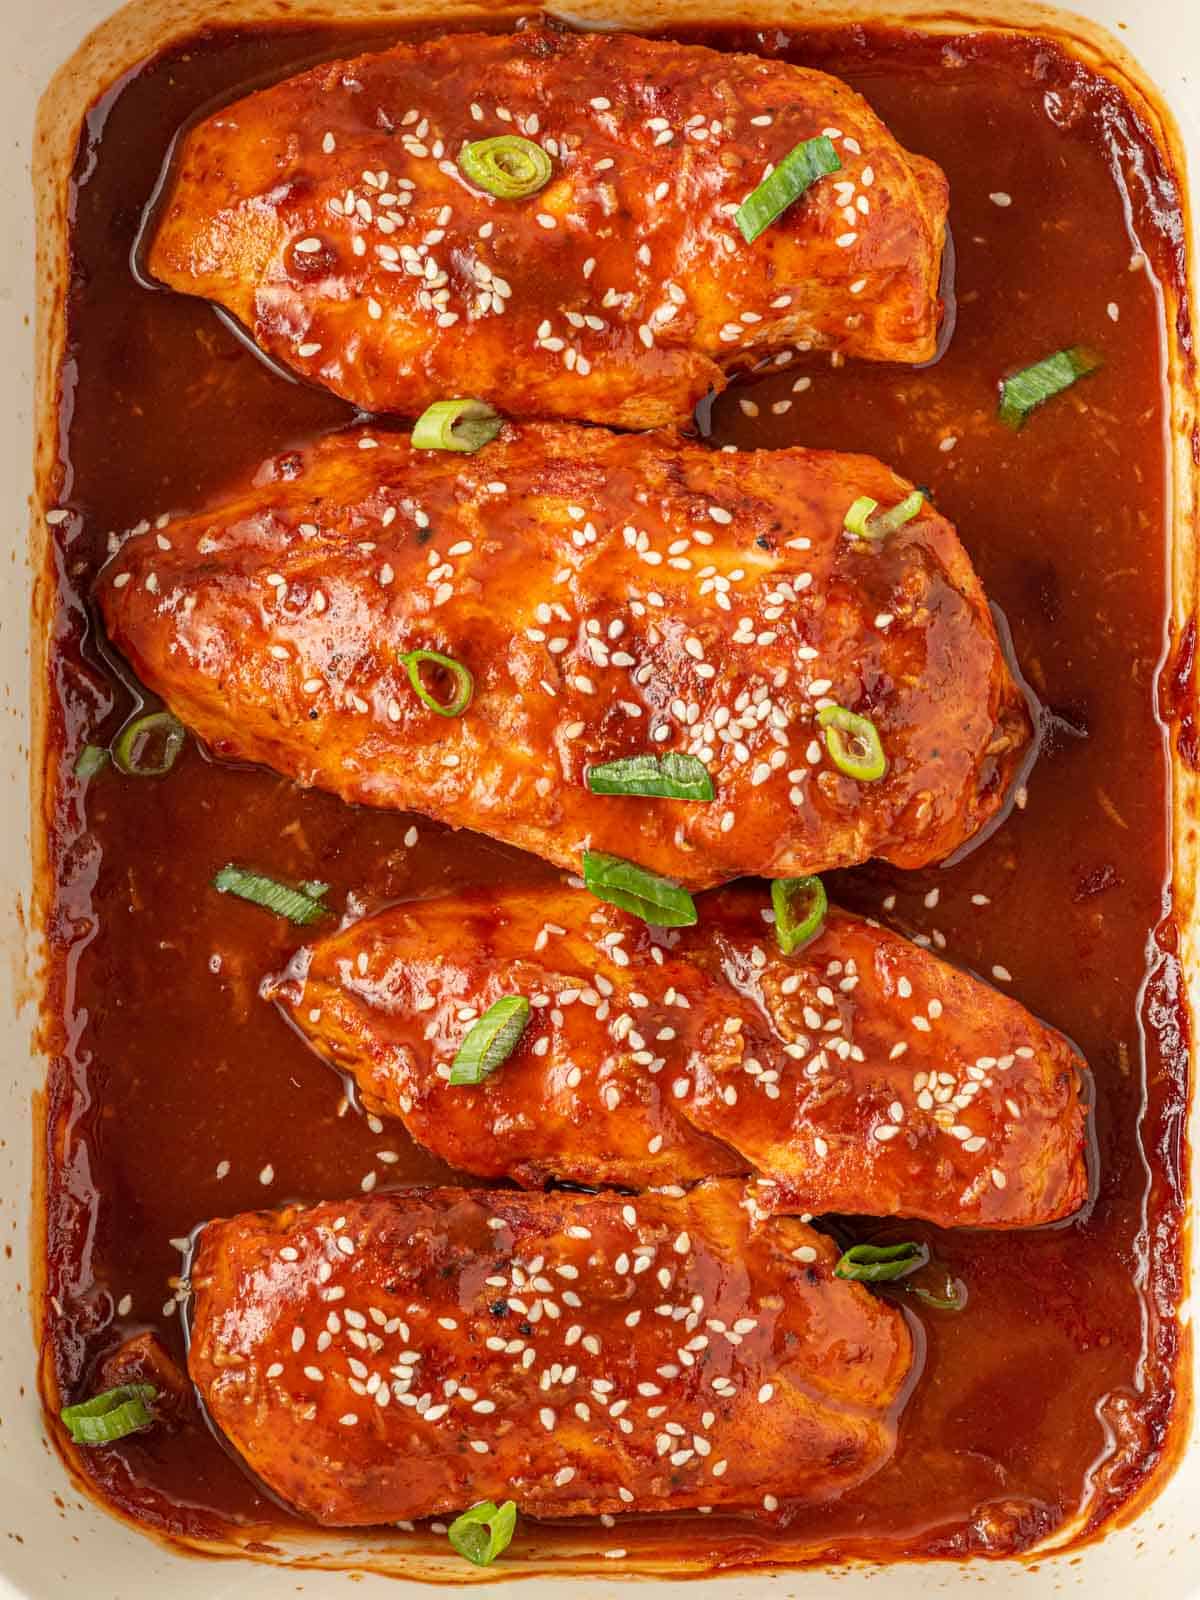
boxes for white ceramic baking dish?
[13,0,1198,1593]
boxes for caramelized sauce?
[39,18,1190,1568]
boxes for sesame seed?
[990,191,1013,207]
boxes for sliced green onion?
[61,1384,156,1446]
[587,752,714,801]
[411,399,503,454]
[818,705,887,782]
[735,135,841,244]
[836,1243,967,1311]
[582,850,698,927]
[998,346,1101,429]
[74,744,110,780]
[844,490,926,542]
[835,1241,929,1284]
[212,865,329,926]
[771,875,827,954]
[397,649,474,718]
[449,996,530,1086]
[458,135,552,199]
[112,711,186,777]
[447,1499,518,1566]
[910,1276,968,1312]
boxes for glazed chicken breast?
[146,28,948,428]
[97,424,1030,891]
[270,883,1090,1229]
[187,1183,913,1526]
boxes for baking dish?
[16,0,1198,1593]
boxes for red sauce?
[38,17,1191,1571]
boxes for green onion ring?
[411,398,503,454]
[735,135,841,243]
[587,752,714,801]
[817,705,887,782]
[458,136,553,200]
[449,996,530,1086]
[447,1499,518,1566]
[771,875,827,954]
[910,1277,968,1312]
[582,850,698,928]
[835,1244,967,1311]
[998,346,1102,429]
[834,1242,929,1284]
[74,744,110,780]
[111,711,186,777]
[844,489,926,542]
[61,1384,157,1447]
[397,649,474,718]
[212,865,330,925]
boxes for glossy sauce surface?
[40,18,1188,1567]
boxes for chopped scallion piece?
[910,1276,968,1312]
[844,489,926,541]
[582,851,698,927]
[61,1383,156,1447]
[735,135,841,243]
[834,1241,929,1284]
[817,705,887,782]
[112,711,186,777]
[74,744,110,780]
[212,865,329,926]
[771,875,827,954]
[397,649,474,718]
[447,1499,518,1566]
[998,346,1101,429]
[449,996,530,1086]
[836,1243,967,1312]
[587,752,714,801]
[411,398,503,454]
[458,134,553,199]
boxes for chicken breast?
[97,424,1030,890]
[187,1183,912,1526]
[269,883,1089,1229]
[146,27,948,428]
